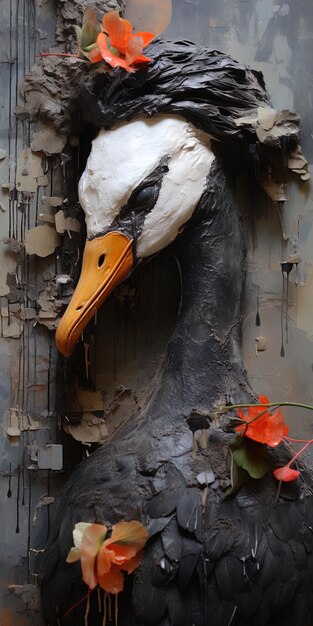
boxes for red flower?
[273,465,300,482]
[94,11,154,72]
[66,520,148,594]
[235,395,288,447]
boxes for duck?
[41,39,313,626]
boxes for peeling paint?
[55,209,80,233]
[31,124,67,155]
[0,251,17,296]
[25,224,61,257]
[16,148,48,193]
[67,413,108,443]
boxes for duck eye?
[131,185,157,210]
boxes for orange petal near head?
[87,47,103,63]
[98,564,125,594]
[126,35,144,65]
[103,11,132,54]
[134,53,152,63]
[135,31,155,46]
[109,520,149,549]
[258,395,270,405]
[97,33,131,70]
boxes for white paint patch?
[136,127,215,258]
[79,115,215,247]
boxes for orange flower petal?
[96,33,131,70]
[87,47,103,63]
[120,550,144,574]
[104,543,138,564]
[273,466,300,482]
[103,11,132,54]
[98,564,124,594]
[237,408,245,420]
[134,53,152,63]
[126,35,144,65]
[258,395,270,405]
[108,520,149,550]
[97,545,112,576]
[135,31,155,47]
[81,524,107,590]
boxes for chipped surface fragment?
[255,337,267,352]
[67,413,108,443]
[2,317,22,338]
[31,125,67,155]
[16,148,48,192]
[55,210,81,233]
[25,224,61,257]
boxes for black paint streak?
[7,462,12,498]
[16,466,20,534]
[255,286,261,326]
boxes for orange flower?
[235,395,288,447]
[273,465,300,482]
[95,11,154,72]
[66,520,148,594]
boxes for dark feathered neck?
[146,162,252,422]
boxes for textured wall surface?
[1,0,313,623]
[167,0,313,443]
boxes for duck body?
[41,126,313,625]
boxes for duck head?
[55,114,215,356]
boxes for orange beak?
[55,231,134,356]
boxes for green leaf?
[226,449,250,495]
[83,42,98,52]
[80,9,101,50]
[74,25,82,48]
[231,439,271,480]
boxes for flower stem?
[245,407,279,425]
[285,436,313,443]
[287,439,313,467]
[226,401,313,412]
[237,407,277,436]
[63,591,89,620]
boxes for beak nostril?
[76,304,84,311]
[98,253,106,268]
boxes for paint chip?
[55,210,81,233]
[77,389,104,411]
[16,148,48,192]
[25,224,61,257]
[257,106,277,131]
[42,196,63,207]
[2,317,22,338]
[255,336,267,351]
[196,469,215,485]
[67,413,108,443]
[31,126,67,155]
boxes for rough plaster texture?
[1,0,313,623]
